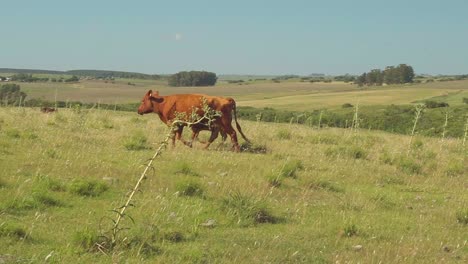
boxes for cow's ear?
[147,90,153,97]
[150,96,164,103]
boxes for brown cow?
[137,90,249,151]
[41,107,57,113]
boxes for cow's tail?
[231,99,250,143]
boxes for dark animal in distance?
[41,107,57,113]
[137,90,249,151]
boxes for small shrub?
[23,131,38,139]
[40,177,66,192]
[132,241,161,257]
[342,103,354,108]
[456,208,468,225]
[100,117,114,129]
[310,135,339,145]
[0,223,29,240]
[54,113,68,123]
[425,100,449,108]
[279,159,303,178]
[163,230,185,243]
[398,156,422,174]
[372,193,396,209]
[380,151,394,165]
[176,180,204,197]
[445,161,465,177]
[267,175,283,187]
[2,198,39,211]
[380,176,405,186]
[45,149,58,159]
[130,117,147,124]
[411,138,424,149]
[308,180,344,193]
[73,228,109,252]
[32,192,63,207]
[69,180,109,197]
[276,129,291,140]
[124,225,162,257]
[5,129,20,138]
[222,191,278,226]
[348,146,368,159]
[0,179,7,188]
[123,132,149,151]
[326,145,367,160]
[240,142,268,154]
[343,223,358,237]
[173,162,199,176]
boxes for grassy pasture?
[0,107,466,263]
[9,78,468,110]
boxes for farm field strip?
[11,79,468,110]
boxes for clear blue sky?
[1,0,467,75]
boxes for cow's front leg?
[174,125,192,147]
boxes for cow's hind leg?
[223,125,240,152]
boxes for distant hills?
[0,68,161,80]
[0,68,65,75]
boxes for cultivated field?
[11,78,468,110]
[0,107,466,263]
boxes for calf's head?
[137,90,164,115]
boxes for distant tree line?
[355,64,415,86]
[10,73,49,82]
[0,84,27,105]
[334,74,356,83]
[0,68,161,80]
[66,70,161,80]
[168,71,217,87]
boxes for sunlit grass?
[0,107,466,263]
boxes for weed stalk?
[408,103,425,154]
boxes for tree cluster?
[10,73,49,82]
[168,71,217,87]
[66,70,161,80]
[64,76,80,82]
[424,100,449,108]
[355,64,414,86]
[0,84,27,104]
[334,74,356,83]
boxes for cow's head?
[137,90,164,115]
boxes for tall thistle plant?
[463,114,468,147]
[352,102,360,133]
[408,103,425,154]
[441,108,449,141]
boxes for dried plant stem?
[318,110,323,129]
[111,131,170,246]
[463,115,468,147]
[352,103,360,132]
[408,104,425,154]
[441,109,449,140]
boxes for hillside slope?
[0,108,466,263]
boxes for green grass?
[0,107,466,263]
[69,180,109,197]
